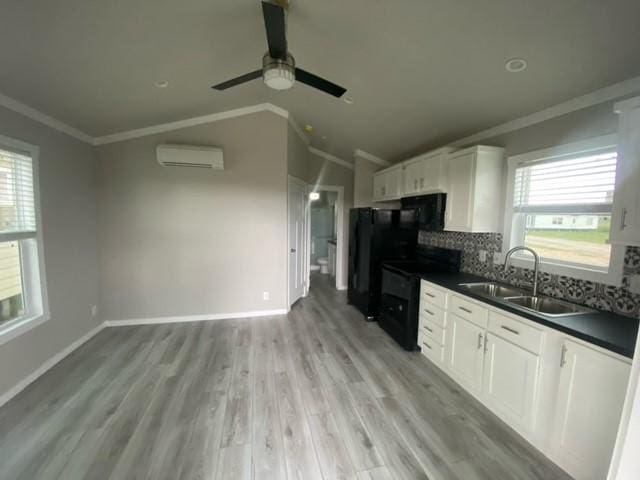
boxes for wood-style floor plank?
[0,273,572,480]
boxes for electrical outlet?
[629,275,640,295]
[478,250,487,262]
[263,291,270,301]
[90,305,98,317]
[493,252,502,265]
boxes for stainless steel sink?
[504,296,594,316]
[459,282,527,298]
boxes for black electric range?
[379,246,461,350]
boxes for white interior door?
[288,178,306,305]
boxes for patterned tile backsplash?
[418,230,640,319]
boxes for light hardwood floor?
[0,274,572,479]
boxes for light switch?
[478,250,487,262]
[629,275,640,294]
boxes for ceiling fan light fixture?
[262,53,295,90]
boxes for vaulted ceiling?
[1,0,640,161]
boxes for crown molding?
[93,103,284,145]
[0,93,94,144]
[449,74,640,148]
[308,146,354,170]
[353,148,390,166]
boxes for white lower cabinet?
[482,333,539,432]
[448,313,485,395]
[418,280,632,480]
[550,339,631,480]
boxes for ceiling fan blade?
[261,1,287,59]
[211,70,262,90]
[295,68,347,98]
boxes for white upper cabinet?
[444,146,504,232]
[610,96,640,246]
[550,339,631,480]
[372,164,403,202]
[402,147,453,196]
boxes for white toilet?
[317,257,329,274]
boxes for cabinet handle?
[423,325,433,333]
[501,325,520,335]
[483,334,489,354]
[425,292,435,298]
[420,178,424,188]
[423,309,434,316]
[414,179,418,190]
[621,208,628,230]
[477,332,483,350]
[560,344,568,367]
[459,306,472,314]
[422,341,432,350]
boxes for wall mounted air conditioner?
[156,144,224,169]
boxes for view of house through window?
[512,150,617,271]
[0,147,37,327]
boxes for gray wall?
[96,111,288,320]
[0,106,100,397]
[287,125,354,288]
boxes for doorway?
[288,176,306,306]
[306,185,344,291]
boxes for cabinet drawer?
[419,302,446,328]
[420,319,446,345]
[488,311,542,354]
[420,281,447,309]
[450,294,488,328]
[419,335,445,365]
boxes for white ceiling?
[1,0,640,161]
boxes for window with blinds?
[510,147,618,272]
[0,147,38,326]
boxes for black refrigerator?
[347,208,418,320]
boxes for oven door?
[379,267,419,350]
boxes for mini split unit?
[156,144,224,169]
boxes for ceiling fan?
[211,0,347,98]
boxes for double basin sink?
[458,282,594,317]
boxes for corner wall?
[0,105,100,398]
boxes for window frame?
[502,134,625,286]
[0,134,49,346]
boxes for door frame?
[287,175,308,308]
[305,184,345,291]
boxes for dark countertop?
[417,271,638,359]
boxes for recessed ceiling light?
[309,192,320,201]
[343,96,354,104]
[304,124,314,133]
[505,58,527,73]
[155,80,169,88]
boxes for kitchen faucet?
[503,246,540,297]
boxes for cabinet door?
[448,313,485,394]
[445,152,474,231]
[610,103,640,245]
[482,333,539,431]
[403,160,423,195]
[372,172,386,201]
[386,167,403,199]
[422,154,443,192]
[551,340,631,480]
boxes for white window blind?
[513,151,617,213]
[0,148,36,240]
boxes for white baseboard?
[0,321,106,408]
[104,309,288,327]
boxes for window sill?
[0,312,50,347]
[506,255,623,287]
